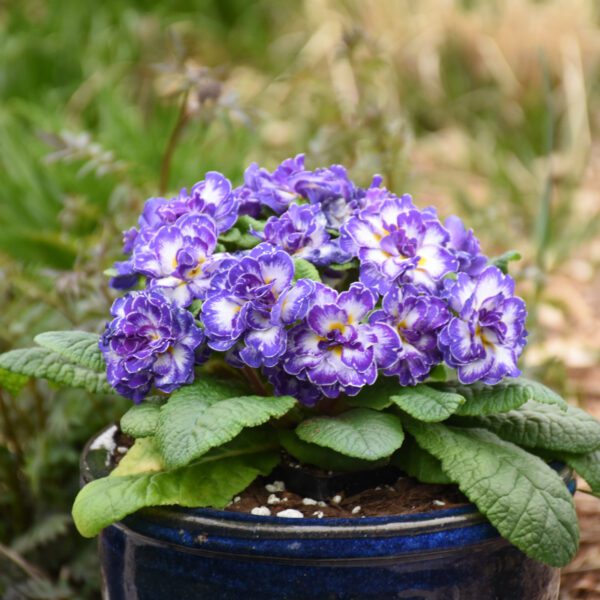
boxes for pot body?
[84,427,566,600]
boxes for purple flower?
[132,215,220,307]
[258,203,350,266]
[369,286,450,385]
[340,197,458,292]
[158,172,238,234]
[445,215,487,277]
[201,243,314,367]
[439,266,527,385]
[234,154,361,223]
[263,366,323,407]
[282,283,399,399]
[100,290,204,402]
[235,155,306,214]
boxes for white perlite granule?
[251,506,271,516]
[265,481,285,493]
[277,509,304,519]
[312,511,325,518]
[332,495,342,504]
[267,494,282,505]
[302,498,318,505]
[351,506,362,515]
[432,500,446,506]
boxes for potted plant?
[2,155,599,599]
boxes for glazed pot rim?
[82,424,574,539]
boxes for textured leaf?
[328,260,358,271]
[345,376,397,410]
[236,214,266,233]
[157,384,296,468]
[218,227,241,243]
[0,347,112,394]
[296,408,405,460]
[293,258,321,282]
[34,331,105,372]
[0,366,28,395]
[391,384,464,422]
[392,437,452,484]
[406,420,578,567]
[237,233,260,249]
[425,364,449,382]
[120,399,162,438]
[111,437,164,477]
[560,450,600,495]
[279,429,387,472]
[447,377,567,417]
[72,430,279,537]
[462,401,600,453]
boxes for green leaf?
[279,429,387,472]
[425,364,449,382]
[296,408,405,460]
[72,430,279,538]
[293,258,321,282]
[0,347,112,395]
[120,399,163,438]
[111,437,165,477]
[391,384,464,422]
[328,260,358,271]
[560,450,600,494]
[489,250,521,274]
[392,437,452,484]
[34,331,105,372]
[218,228,241,243]
[405,420,578,567]
[237,233,260,249]
[0,366,28,396]
[157,380,295,468]
[345,376,398,410]
[236,214,266,233]
[446,377,567,417]
[462,401,600,453]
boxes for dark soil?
[224,474,468,518]
[109,427,469,519]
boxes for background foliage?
[1,0,599,597]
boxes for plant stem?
[0,542,48,581]
[242,367,267,396]
[159,89,190,195]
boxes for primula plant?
[2,155,600,568]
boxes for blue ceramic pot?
[83,426,572,600]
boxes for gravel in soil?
[225,475,469,519]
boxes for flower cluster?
[100,156,527,402]
[99,290,204,402]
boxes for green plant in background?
[1,0,600,597]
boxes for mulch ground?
[560,396,600,600]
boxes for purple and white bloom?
[341,197,458,292]
[201,243,314,367]
[235,154,363,224]
[258,203,350,266]
[158,172,238,234]
[132,215,219,307]
[439,266,527,385]
[263,365,323,407]
[99,290,204,402]
[282,283,399,398]
[445,215,487,277]
[369,286,450,385]
[236,155,306,214]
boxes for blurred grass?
[1,0,599,596]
